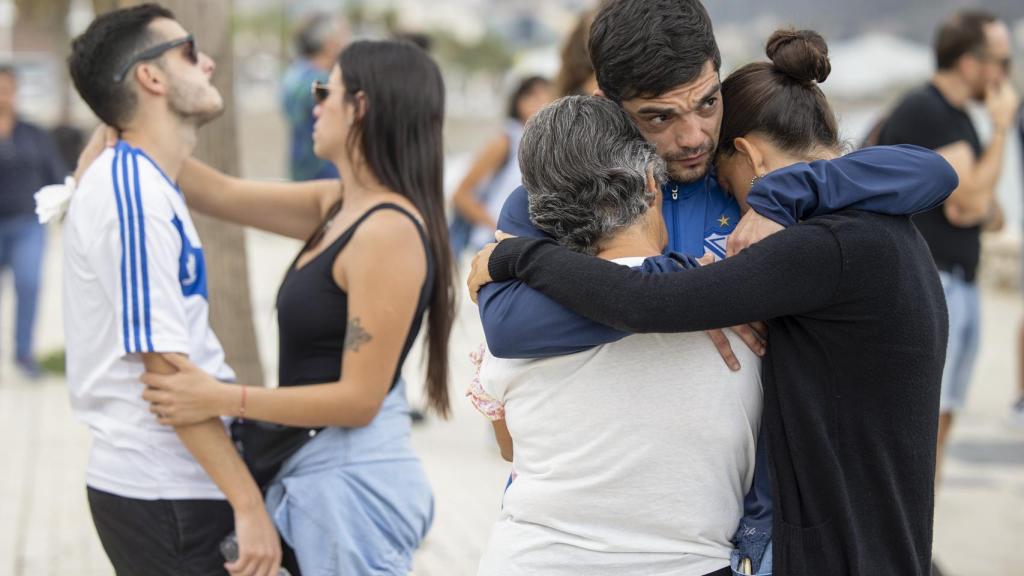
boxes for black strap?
[321,202,429,262]
[328,202,433,391]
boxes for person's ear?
[134,63,168,97]
[732,137,767,178]
[646,163,662,206]
[354,91,368,121]
[593,88,606,99]
[957,54,980,82]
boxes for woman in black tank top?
[140,41,454,575]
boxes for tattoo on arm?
[344,317,373,352]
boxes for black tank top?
[276,202,435,389]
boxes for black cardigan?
[488,211,946,576]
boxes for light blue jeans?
[264,380,434,575]
[0,214,45,362]
[937,270,980,413]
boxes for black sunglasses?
[113,35,197,83]
[311,80,332,104]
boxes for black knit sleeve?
[488,222,844,333]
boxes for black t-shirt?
[877,83,983,281]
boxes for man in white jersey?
[65,5,280,575]
[471,97,760,576]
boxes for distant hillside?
[707,0,1024,42]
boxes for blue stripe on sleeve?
[121,149,142,353]
[112,147,132,354]
[131,152,155,352]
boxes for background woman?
[449,75,552,257]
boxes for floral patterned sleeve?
[466,344,505,421]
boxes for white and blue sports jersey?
[63,141,234,500]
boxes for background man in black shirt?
[875,9,1018,498]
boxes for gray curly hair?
[520,95,667,255]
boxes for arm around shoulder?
[490,223,843,333]
[178,157,341,240]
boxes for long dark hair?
[337,40,454,417]
[718,29,840,158]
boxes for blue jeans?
[0,214,45,362]
[937,269,980,413]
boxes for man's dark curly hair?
[589,0,721,103]
[69,3,175,128]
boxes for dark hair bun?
[765,29,831,85]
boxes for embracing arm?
[746,145,958,227]
[144,355,263,510]
[480,279,628,357]
[487,223,842,333]
[178,158,342,241]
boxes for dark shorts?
[87,487,233,576]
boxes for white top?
[63,141,235,500]
[476,258,763,576]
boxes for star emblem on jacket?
[718,215,730,228]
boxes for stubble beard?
[168,81,224,128]
[666,155,713,184]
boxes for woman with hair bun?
[472,29,956,576]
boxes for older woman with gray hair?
[470,95,762,576]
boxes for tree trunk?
[95,0,266,387]
[14,0,72,118]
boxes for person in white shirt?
[65,5,280,575]
[469,96,762,576]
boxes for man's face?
[0,73,15,116]
[147,18,224,126]
[620,60,722,183]
[967,21,1012,101]
[319,21,348,62]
